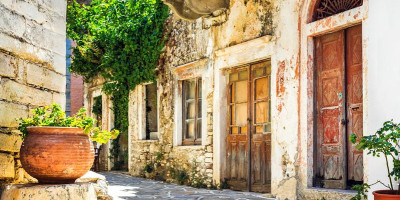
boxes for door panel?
[251,62,271,193]
[226,61,271,193]
[227,68,250,190]
[315,30,347,189]
[346,25,363,182]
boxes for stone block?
[0,101,28,127]
[0,53,16,78]
[0,153,15,179]
[0,132,22,152]
[52,92,66,108]
[26,63,65,92]
[205,153,213,158]
[0,79,53,106]
[0,183,97,200]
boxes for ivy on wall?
[66,0,170,167]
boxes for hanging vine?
[67,0,170,166]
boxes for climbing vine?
[66,0,170,166]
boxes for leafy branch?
[17,103,119,144]
[350,120,400,199]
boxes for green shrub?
[17,103,119,144]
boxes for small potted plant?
[17,103,119,184]
[350,120,400,200]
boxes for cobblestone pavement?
[101,172,275,200]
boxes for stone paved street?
[101,172,274,200]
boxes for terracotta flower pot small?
[20,127,94,184]
[373,190,400,200]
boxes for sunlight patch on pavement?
[108,185,139,200]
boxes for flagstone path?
[101,172,275,200]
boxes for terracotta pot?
[373,190,400,200]
[20,127,94,183]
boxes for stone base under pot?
[0,183,97,200]
[0,171,110,200]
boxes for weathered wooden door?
[315,25,363,189]
[227,61,271,193]
[346,25,363,184]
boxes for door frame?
[299,0,367,189]
[213,36,274,189]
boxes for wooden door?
[250,62,271,193]
[227,67,250,190]
[315,30,347,189]
[227,61,271,192]
[315,25,363,189]
[346,25,363,183]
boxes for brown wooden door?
[227,61,271,193]
[250,62,272,193]
[315,24,363,189]
[315,30,347,189]
[346,25,363,183]
[227,67,250,190]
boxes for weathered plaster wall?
[0,0,66,183]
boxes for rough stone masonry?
[0,0,67,183]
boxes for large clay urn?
[20,127,94,183]
[373,190,400,200]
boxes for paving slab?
[101,172,275,200]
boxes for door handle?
[341,119,349,125]
[351,106,360,111]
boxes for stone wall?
[128,0,278,187]
[0,0,66,183]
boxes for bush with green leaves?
[66,0,169,141]
[350,120,400,200]
[17,103,119,144]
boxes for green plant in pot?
[350,120,400,200]
[17,103,119,184]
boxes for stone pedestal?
[0,183,97,200]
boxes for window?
[144,83,158,140]
[182,78,202,145]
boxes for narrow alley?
[102,172,274,200]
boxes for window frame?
[182,77,202,145]
[139,82,159,141]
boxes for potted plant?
[350,120,400,200]
[17,103,119,184]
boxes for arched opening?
[312,0,363,21]
[301,0,366,191]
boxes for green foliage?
[169,168,189,185]
[144,163,154,173]
[17,103,119,144]
[350,120,400,199]
[220,178,230,189]
[67,0,169,166]
[350,183,370,200]
[92,96,102,117]
[189,161,208,188]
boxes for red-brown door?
[346,25,363,183]
[315,24,363,189]
[226,61,271,193]
[315,30,347,189]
